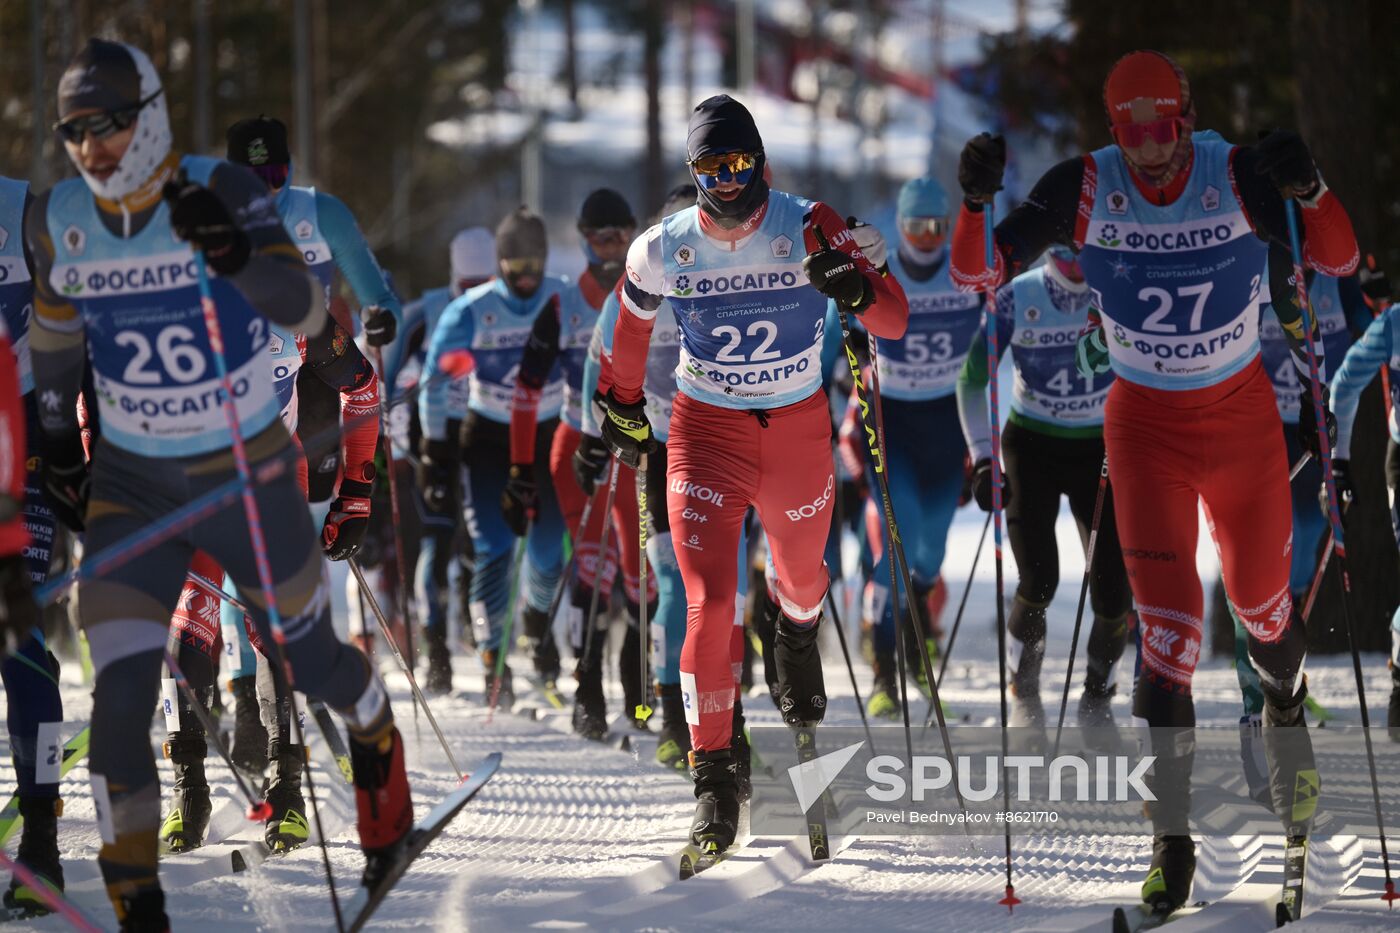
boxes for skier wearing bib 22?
[950,50,1358,915]
[28,40,413,929]
[602,95,908,859]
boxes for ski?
[1276,833,1308,924]
[0,726,90,847]
[309,700,354,785]
[343,751,503,933]
[1111,901,1209,932]
[678,841,736,879]
[793,727,830,862]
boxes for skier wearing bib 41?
[28,40,413,930]
[603,95,908,859]
[950,50,1358,917]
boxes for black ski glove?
[40,435,90,533]
[417,437,458,514]
[1254,130,1321,201]
[1296,384,1337,459]
[572,432,611,496]
[360,305,397,347]
[1320,458,1353,517]
[601,389,654,470]
[0,555,39,655]
[501,464,537,537]
[958,133,1006,205]
[321,478,373,561]
[971,457,1011,513]
[163,171,251,276]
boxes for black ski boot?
[481,648,514,708]
[228,674,269,781]
[114,888,169,933]
[774,613,826,726]
[158,733,211,853]
[688,749,740,855]
[656,683,691,770]
[1142,835,1196,914]
[1141,727,1196,914]
[572,634,608,741]
[522,605,561,686]
[423,625,454,695]
[264,742,309,852]
[3,795,63,916]
[620,621,648,729]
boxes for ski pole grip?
[813,225,830,252]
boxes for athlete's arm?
[803,202,907,339]
[1266,241,1329,386]
[304,322,380,489]
[951,156,1085,291]
[1231,146,1359,277]
[25,190,87,441]
[956,282,1016,462]
[509,295,563,463]
[211,162,325,335]
[382,294,428,391]
[1336,274,1372,337]
[581,288,622,438]
[315,191,403,326]
[419,296,475,444]
[1329,310,1394,459]
[610,225,664,405]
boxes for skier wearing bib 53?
[602,95,908,859]
[950,51,1358,916]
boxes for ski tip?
[231,850,247,873]
[1111,907,1130,933]
[1275,901,1291,927]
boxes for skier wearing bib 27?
[849,175,984,719]
[950,51,1357,915]
[0,178,67,916]
[956,245,1131,737]
[420,208,566,705]
[28,40,412,929]
[507,189,643,705]
[602,95,907,857]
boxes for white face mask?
[69,44,172,204]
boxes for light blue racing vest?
[1259,273,1353,424]
[1008,267,1111,427]
[460,277,565,424]
[878,248,982,401]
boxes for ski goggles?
[499,257,544,277]
[581,226,631,247]
[54,90,163,144]
[689,151,759,188]
[899,217,951,238]
[1111,116,1182,150]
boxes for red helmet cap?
[1103,50,1191,126]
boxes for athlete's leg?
[520,420,565,680]
[1001,420,1062,704]
[1063,435,1130,694]
[1284,431,1325,596]
[461,416,517,662]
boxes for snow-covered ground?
[5,501,1397,931]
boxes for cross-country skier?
[844,176,984,719]
[0,181,67,913]
[950,50,1357,915]
[601,95,907,858]
[386,227,496,693]
[507,189,642,707]
[28,40,413,928]
[419,207,566,704]
[1327,263,1400,739]
[956,245,1130,736]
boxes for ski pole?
[1050,453,1110,762]
[635,450,654,723]
[0,849,102,932]
[579,459,621,673]
[544,455,603,634]
[371,344,420,729]
[818,224,969,823]
[188,248,342,930]
[1285,199,1395,903]
[1290,452,1311,482]
[824,587,875,752]
[1301,530,1334,623]
[347,558,463,780]
[932,513,990,693]
[982,205,1019,911]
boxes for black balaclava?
[226,115,292,189]
[578,188,636,282]
[686,95,768,230]
[496,206,548,300]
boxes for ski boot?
[423,626,454,695]
[1078,612,1127,751]
[481,648,514,709]
[731,696,752,803]
[264,742,310,853]
[1007,598,1048,752]
[572,635,608,742]
[113,888,168,933]
[620,622,649,729]
[753,586,783,711]
[1076,683,1121,754]
[522,605,561,689]
[656,683,691,770]
[1388,664,1400,743]
[688,749,740,856]
[159,733,212,853]
[3,795,63,916]
[228,675,269,781]
[1142,835,1196,914]
[773,613,827,727]
[350,727,414,891]
[866,651,900,721]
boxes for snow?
[5,498,1395,931]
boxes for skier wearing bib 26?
[28,40,413,929]
[956,245,1131,736]
[507,189,641,702]
[851,175,984,720]
[950,50,1357,916]
[420,208,566,705]
[603,95,908,858]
